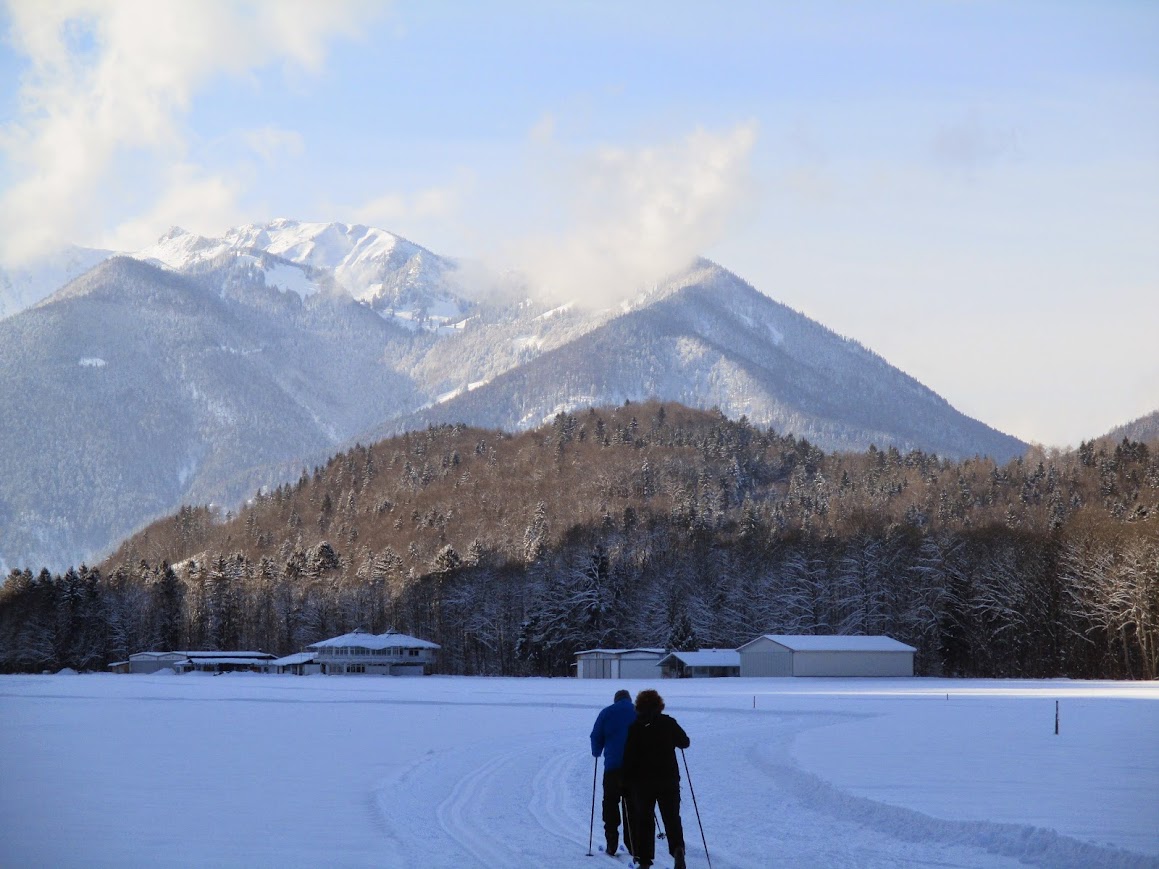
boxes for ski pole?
[621,794,634,856]
[655,807,666,839]
[587,757,597,856]
[681,748,712,869]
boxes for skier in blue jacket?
[590,689,637,857]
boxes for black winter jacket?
[621,711,690,789]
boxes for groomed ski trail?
[369,701,1143,868]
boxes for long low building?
[111,651,190,674]
[182,651,276,673]
[738,634,916,677]
[111,650,276,674]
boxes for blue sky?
[1,0,1156,447]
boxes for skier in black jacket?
[621,689,690,869]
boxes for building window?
[348,664,365,674]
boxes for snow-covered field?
[1,674,1156,869]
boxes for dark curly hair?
[634,689,664,715]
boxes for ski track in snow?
[436,747,525,866]
[368,707,1153,869]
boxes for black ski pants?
[602,767,634,853]
[631,780,684,865]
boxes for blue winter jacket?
[590,696,636,771]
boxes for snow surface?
[0,675,1155,869]
[262,261,321,298]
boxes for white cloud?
[512,121,759,308]
[529,112,555,145]
[241,126,305,164]
[105,164,243,252]
[0,0,379,264]
[352,183,462,228]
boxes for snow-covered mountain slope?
[0,245,113,321]
[0,234,1029,573]
[137,220,470,332]
[376,261,1027,462]
[0,256,430,573]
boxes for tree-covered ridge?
[2,402,1156,679]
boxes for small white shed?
[574,648,665,679]
[658,649,741,678]
[266,652,320,676]
[737,634,916,677]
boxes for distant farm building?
[574,648,666,679]
[658,649,741,678]
[737,635,916,677]
[111,650,276,674]
[306,629,440,675]
[182,651,276,673]
[267,652,320,676]
[112,651,190,674]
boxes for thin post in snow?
[1055,700,1059,735]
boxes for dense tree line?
[2,403,1156,678]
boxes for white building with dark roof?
[737,634,916,677]
[306,629,440,675]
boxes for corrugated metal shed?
[574,648,665,679]
[737,634,916,677]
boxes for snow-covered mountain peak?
[125,219,472,330]
[137,227,230,270]
[221,220,407,275]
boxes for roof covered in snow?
[659,649,741,668]
[179,651,275,660]
[574,648,666,657]
[129,651,188,661]
[741,635,917,653]
[270,652,316,667]
[307,630,440,651]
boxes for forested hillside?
[1106,410,1159,447]
[2,403,1155,679]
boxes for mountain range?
[1,219,1033,572]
